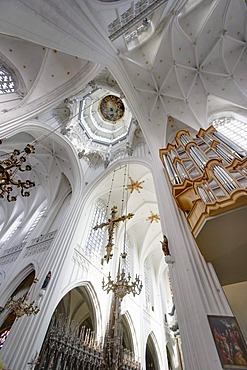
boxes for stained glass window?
[122,232,132,275]
[0,329,10,349]
[0,67,15,94]
[85,199,107,258]
[212,117,247,151]
[1,217,22,248]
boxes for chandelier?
[4,279,40,318]
[0,142,35,202]
[102,253,142,300]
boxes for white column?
[152,155,232,370]
[0,185,85,369]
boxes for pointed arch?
[121,311,139,356]
[166,342,175,370]
[145,331,162,370]
[59,281,102,338]
[0,263,35,307]
[0,268,36,349]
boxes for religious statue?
[41,271,51,290]
[161,235,170,256]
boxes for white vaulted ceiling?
[0,34,90,109]
[0,0,246,277]
[0,0,246,146]
[117,0,247,144]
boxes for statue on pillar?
[41,271,51,290]
[161,235,170,256]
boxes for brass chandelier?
[4,279,40,318]
[0,142,35,202]
[5,293,40,318]
[102,252,143,299]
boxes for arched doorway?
[122,314,134,353]
[166,345,173,370]
[55,285,96,330]
[145,333,160,370]
[36,285,101,369]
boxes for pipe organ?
[159,126,247,236]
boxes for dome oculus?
[99,95,125,123]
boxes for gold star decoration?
[146,211,160,223]
[126,177,144,193]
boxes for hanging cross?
[93,205,134,263]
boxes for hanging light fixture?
[102,161,143,299]
[102,160,142,370]
[0,142,35,202]
[102,252,143,299]
[0,101,84,204]
[4,278,39,318]
[4,293,40,318]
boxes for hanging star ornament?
[126,177,144,193]
[146,211,160,223]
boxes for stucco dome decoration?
[64,85,136,164]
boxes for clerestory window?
[212,117,247,151]
[85,199,107,258]
[144,258,153,311]
[0,66,16,94]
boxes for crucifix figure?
[93,205,134,263]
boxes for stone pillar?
[152,156,232,370]
[0,151,84,370]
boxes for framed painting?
[208,315,247,369]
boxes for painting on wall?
[208,315,247,369]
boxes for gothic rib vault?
[0,0,246,369]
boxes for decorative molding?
[24,231,57,258]
[0,252,20,266]
[108,0,168,41]
[0,243,25,266]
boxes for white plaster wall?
[223,281,247,341]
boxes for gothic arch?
[166,342,175,370]
[145,332,161,370]
[0,263,35,307]
[0,268,36,348]
[58,281,102,336]
[121,311,139,356]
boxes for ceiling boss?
[146,211,160,223]
[126,176,144,193]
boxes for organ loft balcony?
[159,126,247,287]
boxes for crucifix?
[93,205,134,263]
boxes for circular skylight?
[78,88,133,148]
